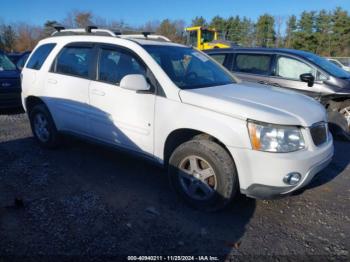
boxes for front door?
[269,55,323,99]
[88,45,155,156]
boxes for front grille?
[310,122,328,146]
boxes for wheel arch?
[322,95,350,110]
[25,96,46,113]
[163,128,234,167]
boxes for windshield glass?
[0,53,16,71]
[143,45,235,89]
[202,30,215,43]
[301,52,350,79]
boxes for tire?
[339,100,350,141]
[28,104,60,148]
[329,100,350,141]
[168,139,238,212]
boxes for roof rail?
[51,27,118,37]
[50,26,171,42]
[53,25,65,32]
[119,34,171,42]
[85,25,98,33]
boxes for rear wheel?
[29,104,59,148]
[168,139,238,211]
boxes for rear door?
[231,53,273,85]
[45,43,94,135]
[269,55,323,98]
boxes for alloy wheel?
[178,155,217,201]
[33,113,50,142]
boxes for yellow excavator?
[185,26,236,50]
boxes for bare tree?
[274,15,284,47]
[142,20,161,32]
[74,11,93,28]
[15,23,42,51]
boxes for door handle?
[258,80,269,85]
[48,79,57,84]
[270,83,281,87]
[91,89,106,96]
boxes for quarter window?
[210,54,227,65]
[235,54,272,75]
[26,43,56,70]
[55,46,93,78]
[98,48,146,84]
[276,56,314,80]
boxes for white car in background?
[327,58,350,72]
[21,27,334,211]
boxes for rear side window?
[26,43,56,70]
[54,46,93,78]
[98,48,146,84]
[235,54,272,75]
[210,54,227,65]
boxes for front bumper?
[228,132,334,199]
[0,89,22,109]
[241,154,333,199]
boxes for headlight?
[247,121,305,152]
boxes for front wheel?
[168,139,238,211]
[339,100,350,141]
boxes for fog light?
[283,172,301,185]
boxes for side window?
[210,54,227,65]
[98,48,146,84]
[55,46,93,78]
[276,56,314,80]
[26,43,56,70]
[235,54,272,75]
[317,71,328,81]
[189,31,198,47]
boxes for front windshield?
[202,30,215,43]
[302,52,350,79]
[0,53,16,71]
[143,45,235,89]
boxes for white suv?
[21,28,334,211]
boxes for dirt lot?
[0,110,349,261]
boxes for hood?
[0,70,21,89]
[0,69,20,78]
[179,83,326,127]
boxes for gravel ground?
[0,110,349,261]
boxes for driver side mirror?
[120,74,150,92]
[300,73,315,87]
